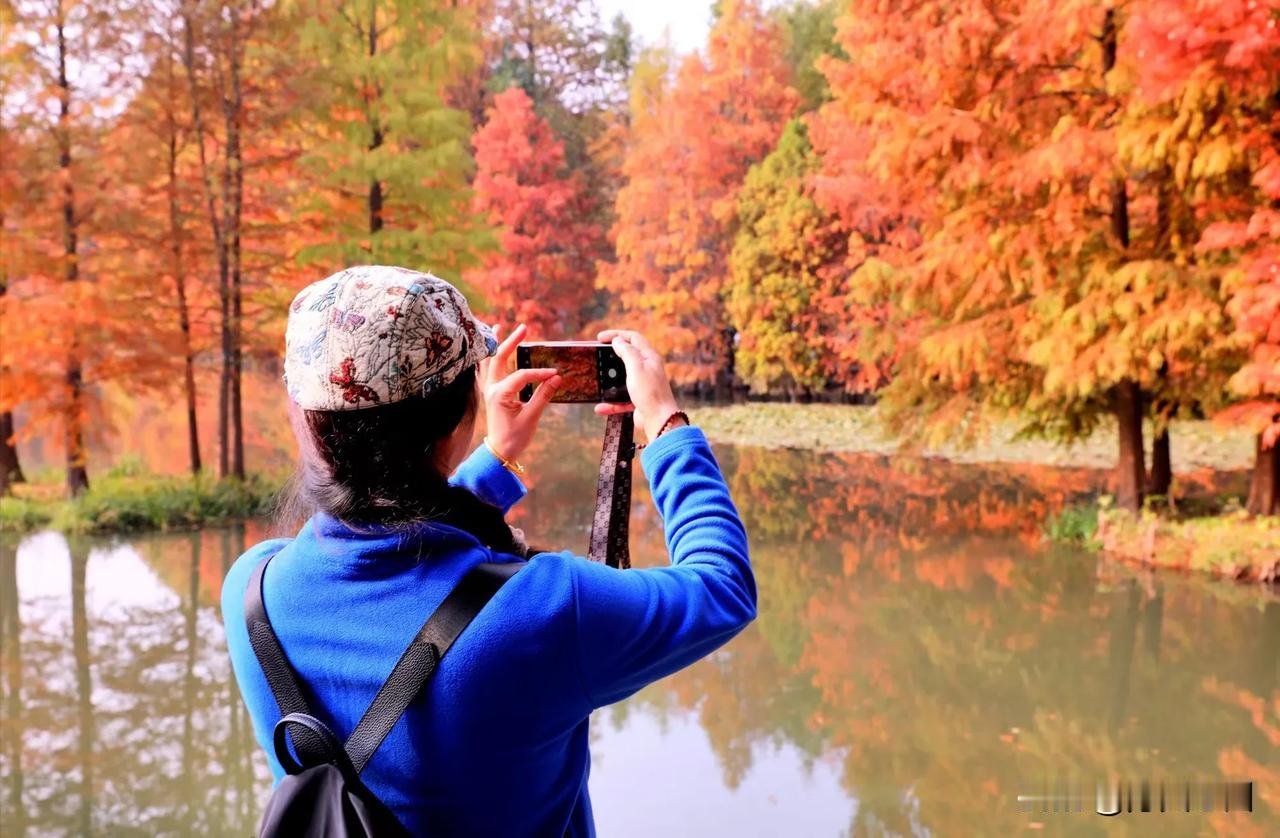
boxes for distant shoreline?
[689,403,1255,472]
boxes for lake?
[2,407,1276,836]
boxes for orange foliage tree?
[816,0,1249,511]
[1123,0,1280,515]
[469,87,602,334]
[600,0,797,388]
[0,0,145,495]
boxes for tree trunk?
[0,278,24,494]
[715,325,736,399]
[56,1,89,496]
[182,1,230,477]
[1148,426,1172,497]
[227,13,245,479]
[218,117,232,478]
[0,411,22,495]
[1114,380,1145,512]
[165,39,201,475]
[1246,433,1279,516]
[367,5,383,237]
[1101,13,1141,513]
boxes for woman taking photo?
[222,265,755,836]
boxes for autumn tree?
[293,0,491,282]
[105,0,207,475]
[470,87,600,333]
[179,0,284,479]
[1123,0,1280,515]
[1,0,140,494]
[772,0,842,114]
[487,0,632,119]
[601,0,797,389]
[817,0,1249,511]
[482,0,631,325]
[0,26,29,492]
[726,119,847,396]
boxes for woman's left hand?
[481,323,560,464]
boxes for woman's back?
[224,426,754,836]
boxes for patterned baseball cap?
[283,266,498,411]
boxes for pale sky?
[598,0,716,55]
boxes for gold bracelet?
[484,437,526,476]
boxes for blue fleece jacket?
[222,425,754,836]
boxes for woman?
[223,266,754,836]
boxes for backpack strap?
[244,554,331,765]
[343,560,522,774]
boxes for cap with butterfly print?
[283,266,498,411]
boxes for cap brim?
[476,319,499,359]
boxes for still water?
[2,407,1276,836]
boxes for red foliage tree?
[470,86,601,334]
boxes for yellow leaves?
[1191,136,1242,181]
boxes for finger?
[492,367,556,399]
[594,402,635,416]
[524,374,561,417]
[610,336,644,368]
[598,329,656,356]
[491,323,526,379]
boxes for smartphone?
[516,341,629,404]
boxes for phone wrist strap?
[588,413,635,569]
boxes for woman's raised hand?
[595,329,682,444]
[482,323,559,463]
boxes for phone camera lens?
[607,368,618,379]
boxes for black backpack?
[244,554,522,837]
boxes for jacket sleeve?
[450,444,527,513]
[568,424,755,707]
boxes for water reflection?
[0,528,271,835]
[1,409,1275,835]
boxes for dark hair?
[277,366,530,557]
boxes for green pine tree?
[726,119,845,396]
[294,0,492,282]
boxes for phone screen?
[516,342,628,403]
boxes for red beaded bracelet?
[654,410,690,440]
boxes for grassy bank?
[0,471,282,535]
[1046,501,1280,585]
[689,403,1254,471]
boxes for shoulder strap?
[343,560,522,774]
[244,554,330,765]
[245,556,522,775]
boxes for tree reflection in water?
[0,529,268,835]
[0,410,1273,835]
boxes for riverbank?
[0,471,280,535]
[688,403,1255,471]
[1097,508,1280,584]
[1046,501,1280,585]
[692,403,1277,586]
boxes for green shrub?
[0,496,53,533]
[1045,503,1100,548]
[1,471,283,535]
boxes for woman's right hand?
[595,329,683,444]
